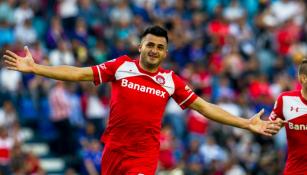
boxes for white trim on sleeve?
[96,65,102,84]
[179,93,194,106]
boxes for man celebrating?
[4,26,283,175]
[269,59,307,174]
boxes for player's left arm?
[268,94,287,128]
[188,97,284,136]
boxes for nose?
[150,47,158,54]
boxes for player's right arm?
[3,46,93,81]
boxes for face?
[139,34,168,70]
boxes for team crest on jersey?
[269,112,277,120]
[99,64,107,70]
[156,75,165,85]
[185,85,192,92]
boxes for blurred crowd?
[0,0,306,174]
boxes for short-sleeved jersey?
[91,55,198,157]
[269,90,307,174]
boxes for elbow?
[76,72,86,81]
[191,98,209,116]
[76,69,92,81]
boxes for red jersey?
[269,90,307,174]
[91,55,197,157]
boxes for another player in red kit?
[3,26,284,175]
[269,59,307,175]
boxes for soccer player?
[269,59,307,175]
[4,26,283,175]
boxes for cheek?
[161,51,167,58]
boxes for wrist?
[31,63,38,74]
[244,119,252,130]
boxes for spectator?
[81,85,107,138]
[0,127,15,175]
[13,0,33,26]
[49,81,75,156]
[45,16,67,49]
[0,0,15,25]
[0,20,15,47]
[81,139,102,175]
[0,100,17,130]
[49,40,75,66]
[14,18,37,45]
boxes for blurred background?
[0,0,306,174]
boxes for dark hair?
[140,25,168,43]
[298,59,307,75]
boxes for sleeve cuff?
[91,66,100,86]
[179,93,198,110]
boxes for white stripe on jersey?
[179,93,194,106]
[115,61,175,95]
[96,65,102,84]
[283,96,307,121]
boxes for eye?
[157,45,165,50]
[146,43,154,48]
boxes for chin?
[146,58,158,64]
[146,61,160,68]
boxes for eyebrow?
[146,42,165,47]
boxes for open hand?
[248,109,287,136]
[3,46,35,73]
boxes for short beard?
[140,55,160,70]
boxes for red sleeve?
[91,55,129,85]
[269,94,284,121]
[172,73,198,110]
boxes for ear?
[138,44,142,53]
[303,75,307,84]
[298,74,303,84]
[299,74,307,84]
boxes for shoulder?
[109,55,133,63]
[99,55,133,69]
[157,66,173,74]
[279,90,300,98]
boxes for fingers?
[5,50,19,59]
[267,121,282,129]
[265,125,280,134]
[275,118,288,125]
[24,46,32,57]
[253,109,265,119]
[3,55,17,63]
[258,109,265,116]
[269,119,287,129]
[262,128,276,137]
[3,55,17,70]
[263,122,282,136]
[6,66,18,71]
[262,131,272,137]
[3,55,17,68]
[4,60,17,67]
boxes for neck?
[301,87,307,100]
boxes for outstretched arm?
[188,97,285,136]
[3,46,93,81]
